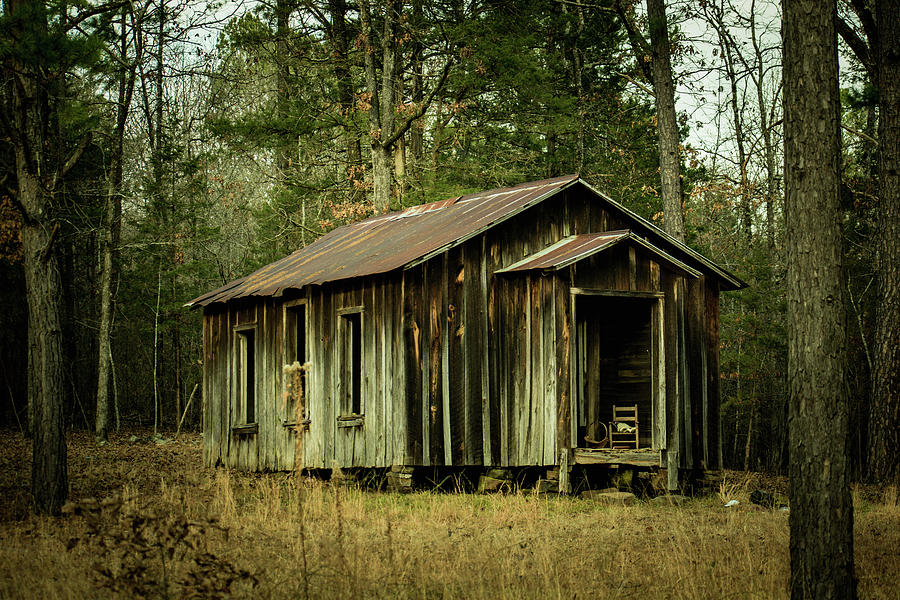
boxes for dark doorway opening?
[575,294,659,449]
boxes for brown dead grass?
[0,430,897,599]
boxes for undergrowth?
[0,430,897,599]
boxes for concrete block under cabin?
[187,176,745,490]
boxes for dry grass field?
[0,430,897,599]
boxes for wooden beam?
[573,448,661,467]
[571,288,664,299]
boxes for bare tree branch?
[382,55,454,150]
[836,16,874,80]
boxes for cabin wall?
[202,275,407,471]
[301,275,406,469]
[201,298,296,471]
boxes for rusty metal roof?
[495,230,702,278]
[187,175,744,307]
[187,176,580,307]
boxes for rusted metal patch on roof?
[496,231,630,272]
[496,230,702,278]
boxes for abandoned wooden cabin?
[187,175,744,491]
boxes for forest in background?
[0,0,893,482]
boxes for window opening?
[237,328,255,424]
[340,310,363,416]
[284,303,308,425]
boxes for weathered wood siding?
[201,186,724,473]
[202,298,296,470]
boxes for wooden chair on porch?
[609,405,639,449]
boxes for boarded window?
[338,309,363,416]
[284,302,307,423]
[236,328,256,424]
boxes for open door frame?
[568,289,666,452]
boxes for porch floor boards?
[573,447,660,467]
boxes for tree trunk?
[718,30,752,243]
[372,144,394,214]
[23,219,69,515]
[360,0,399,214]
[748,1,780,249]
[95,195,116,442]
[5,0,72,516]
[743,399,754,472]
[783,1,856,597]
[329,0,363,189]
[868,0,900,485]
[646,0,685,242]
[96,8,135,443]
[409,0,424,180]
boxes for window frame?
[282,299,309,428]
[336,305,365,424]
[233,323,258,431]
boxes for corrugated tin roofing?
[495,230,702,278]
[188,176,743,307]
[188,176,580,307]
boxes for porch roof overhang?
[494,230,702,279]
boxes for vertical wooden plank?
[480,236,492,466]
[569,283,579,449]
[420,268,431,466]
[391,276,401,465]
[448,247,467,465]
[426,260,443,466]
[628,246,638,290]
[615,246,631,290]
[529,274,543,465]
[202,312,211,466]
[459,246,475,466]
[324,286,336,468]
[441,254,453,465]
[589,200,607,232]
[392,275,404,465]
[663,272,680,488]
[686,277,706,469]
[260,301,270,470]
[225,308,234,467]
[653,298,667,449]
[312,289,323,467]
[333,286,344,468]
[460,242,481,465]
[542,275,556,465]
[679,278,693,469]
[635,252,651,291]
[555,276,571,462]
[403,268,424,465]
[499,275,509,466]
[378,278,387,467]
[516,275,532,466]
[366,280,378,467]
[201,313,211,466]
[487,237,501,465]
[201,314,209,466]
